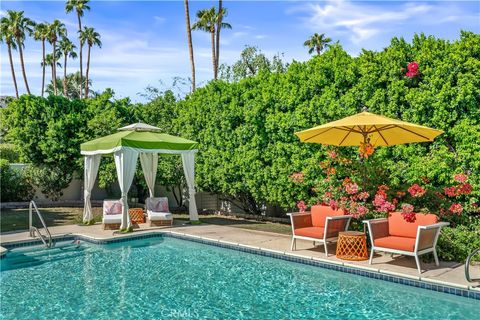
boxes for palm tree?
[4,10,34,94]
[46,72,90,99]
[192,7,231,80]
[303,33,332,56]
[59,37,77,96]
[0,17,19,98]
[43,52,62,87]
[65,0,90,98]
[33,22,49,96]
[79,26,101,97]
[47,19,67,95]
[215,0,222,77]
[184,0,195,91]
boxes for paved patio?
[1,221,479,292]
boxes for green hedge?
[0,159,35,202]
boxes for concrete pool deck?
[1,221,479,293]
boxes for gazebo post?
[83,154,101,224]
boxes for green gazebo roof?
[80,124,198,154]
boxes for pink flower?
[329,199,338,210]
[323,192,332,200]
[457,183,472,195]
[408,184,426,198]
[402,212,416,223]
[378,201,395,213]
[355,205,369,218]
[444,186,457,197]
[327,150,337,159]
[345,182,359,195]
[290,172,305,183]
[449,203,463,215]
[357,192,370,201]
[297,200,307,213]
[406,61,419,78]
[401,203,414,214]
[454,173,468,183]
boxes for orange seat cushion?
[374,236,416,252]
[388,212,438,238]
[294,227,324,239]
[311,205,344,228]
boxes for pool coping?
[1,230,479,300]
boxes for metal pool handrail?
[465,248,480,282]
[29,200,53,248]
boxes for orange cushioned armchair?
[363,212,449,274]
[288,205,352,255]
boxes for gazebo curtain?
[139,153,158,197]
[114,149,139,229]
[181,153,199,221]
[82,149,199,226]
[83,154,101,222]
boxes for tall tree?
[215,0,222,78]
[192,7,231,80]
[79,26,101,97]
[59,37,77,96]
[33,22,49,97]
[303,33,332,55]
[4,11,34,94]
[47,19,67,95]
[43,53,62,87]
[65,0,90,98]
[184,0,195,91]
[0,17,19,98]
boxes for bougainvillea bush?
[293,148,477,228]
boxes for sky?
[1,0,479,101]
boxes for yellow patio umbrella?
[295,111,443,146]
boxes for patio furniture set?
[288,205,449,274]
[102,197,173,230]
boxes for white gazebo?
[80,123,199,230]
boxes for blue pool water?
[0,236,477,319]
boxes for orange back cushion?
[311,205,344,228]
[388,212,438,238]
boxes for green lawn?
[0,207,292,235]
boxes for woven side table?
[129,208,145,224]
[335,231,369,261]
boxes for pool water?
[0,236,477,319]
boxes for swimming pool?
[0,235,477,319]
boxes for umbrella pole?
[362,134,367,191]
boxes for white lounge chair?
[146,197,173,226]
[102,199,123,230]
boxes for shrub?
[25,165,72,201]
[437,219,480,262]
[0,144,20,163]
[0,159,35,202]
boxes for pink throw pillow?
[154,199,169,212]
[105,201,122,215]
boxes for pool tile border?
[1,231,479,300]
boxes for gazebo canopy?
[81,127,198,154]
[80,123,199,230]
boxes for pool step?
[1,243,91,271]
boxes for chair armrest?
[419,222,449,230]
[363,218,389,242]
[287,212,311,216]
[327,215,353,221]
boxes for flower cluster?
[297,200,307,213]
[401,203,416,222]
[407,184,426,198]
[449,203,463,215]
[345,182,359,195]
[359,142,375,158]
[406,61,419,78]
[290,172,304,183]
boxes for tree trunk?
[77,12,83,99]
[52,41,57,95]
[17,38,31,94]
[63,52,68,96]
[215,0,223,79]
[41,40,46,97]
[211,31,217,80]
[184,0,196,92]
[7,43,19,98]
[85,44,91,98]
[316,47,321,55]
